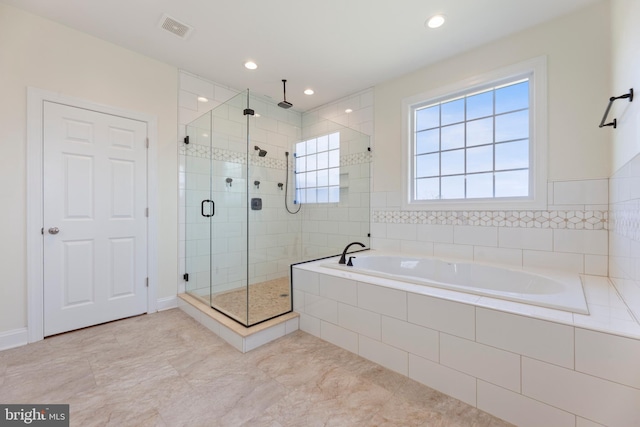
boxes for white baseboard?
[0,327,28,351]
[157,295,178,311]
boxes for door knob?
[48,227,60,235]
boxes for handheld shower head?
[278,79,293,109]
[254,146,267,157]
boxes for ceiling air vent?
[158,14,193,39]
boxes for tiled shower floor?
[201,277,292,325]
[0,309,513,426]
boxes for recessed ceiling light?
[304,89,314,95]
[244,61,258,70]
[426,14,445,29]
[197,96,208,103]
[345,109,353,114]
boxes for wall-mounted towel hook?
[226,178,233,187]
[254,180,260,189]
[599,88,633,129]
[277,183,284,190]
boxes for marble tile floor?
[0,309,514,427]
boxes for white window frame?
[401,56,547,211]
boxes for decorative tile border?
[179,143,372,170]
[373,210,608,230]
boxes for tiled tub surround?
[371,179,610,277]
[293,257,640,427]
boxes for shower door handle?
[201,200,214,217]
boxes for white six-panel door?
[43,101,148,336]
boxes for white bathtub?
[323,254,588,314]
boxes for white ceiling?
[3,0,600,111]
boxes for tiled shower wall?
[609,152,640,321]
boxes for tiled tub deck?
[292,257,640,427]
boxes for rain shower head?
[278,79,293,109]
[254,146,267,157]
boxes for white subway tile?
[299,313,321,337]
[473,246,523,267]
[408,294,475,340]
[179,72,215,98]
[416,224,454,243]
[553,179,608,205]
[292,268,319,295]
[400,240,434,256]
[381,316,439,362]
[245,323,286,352]
[408,354,476,407]
[499,228,553,251]
[218,325,244,353]
[454,226,498,247]
[476,308,574,368]
[338,303,381,340]
[387,223,417,241]
[319,275,357,305]
[584,255,608,276]
[575,328,640,389]
[305,294,338,324]
[433,243,474,261]
[320,321,358,354]
[477,381,576,427]
[523,250,584,273]
[522,357,640,427]
[440,334,521,392]
[554,229,608,255]
[357,282,407,320]
[359,335,408,376]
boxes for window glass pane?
[317,135,328,152]
[296,141,306,156]
[416,105,439,131]
[317,151,328,169]
[441,149,464,175]
[317,169,328,186]
[495,140,529,170]
[296,188,305,204]
[329,168,340,186]
[495,110,529,142]
[467,145,493,173]
[296,172,306,189]
[441,175,465,199]
[467,90,493,120]
[466,173,493,198]
[496,80,529,114]
[495,170,529,197]
[306,154,317,171]
[329,132,340,149]
[317,187,328,203]
[306,171,317,187]
[328,186,340,202]
[306,138,317,154]
[306,188,317,203]
[416,129,439,154]
[296,156,306,173]
[416,177,439,200]
[441,123,464,150]
[441,98,464,125]
[466,117,493,147]
[416,153,439,178]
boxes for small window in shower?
[294,132,340,204]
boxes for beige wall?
[374,1,611,194]
[0,4,178,334]
[611,0,640,171]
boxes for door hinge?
[145,207,149,217]
[183,273,189,282]
[183,135,189,145]
[146,137,149,148]
[146,277,149,287]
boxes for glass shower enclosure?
[183,89,371,327]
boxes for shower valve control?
[48,227,60,235]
